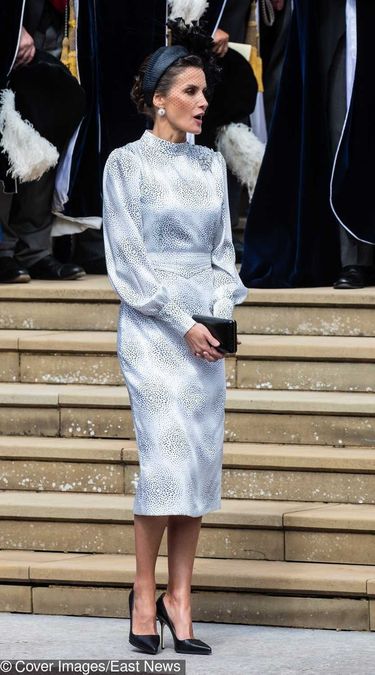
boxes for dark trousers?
[72,226,105,265]
[227,168,244,231]
[0,169,56,266]
[318,0,373,266]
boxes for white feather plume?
[168,0,209,24]
[216,123,265,200]
[0,88,59,183]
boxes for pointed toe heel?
[156,593,211,655]
[128,588,160,655]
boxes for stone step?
[0,278,119,332]
[2,330,375,392]
[0,437,128,494]
[2,278,375,336]
[237,335,375,392]
[238,286,375,337]
[0,382,374,446]
[1,491,375,565]
[0,490,329,560]
[0,549,374,630]
[2,437,375,504]
[284,503,375,565]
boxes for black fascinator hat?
[168,16,222,97]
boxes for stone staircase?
[1,277,375,630]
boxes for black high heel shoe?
[156,592,212,655]
[128,587,160,655]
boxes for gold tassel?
[246,1,264,93]
[61,35,69,68]
[61,0,78,80]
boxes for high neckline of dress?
[142,130,190,153]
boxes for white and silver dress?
[103,130,248,517]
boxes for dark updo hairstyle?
[131,53,205,120]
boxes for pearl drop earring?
[157,107,166,117]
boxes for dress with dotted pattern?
[103,130,248,516]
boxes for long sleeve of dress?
[103,148,196,336]
[211,152,249,318]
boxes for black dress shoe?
[0,257,30,283]
[333,265,374,290]
[156,592,212,655]
[28,255,86,280]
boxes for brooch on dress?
[189,145,214,171]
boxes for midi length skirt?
[117,256,226,517]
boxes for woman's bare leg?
[132,514,168,634]
[163,515,202,639]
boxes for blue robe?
[240,0,375,288]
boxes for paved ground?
[1,614,375,675]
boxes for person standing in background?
[209,0,288,262]
[240,0,375,289]
[211,0,258,263]
[0,0,85,283]
[213,0,290,128]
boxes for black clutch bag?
[192,314,237,354]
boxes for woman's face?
[154,67,208,135]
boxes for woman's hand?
[15,27,36,68]
[185,323,225,362]
[272,0,285,10]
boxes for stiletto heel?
[128,587,160,655]
[159,620,165,649]
[156,592,211,655]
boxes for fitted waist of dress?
[148,251,212,275]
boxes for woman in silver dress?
[103,44,248,656]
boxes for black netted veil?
[142,17,222,106]
[143,45,190,105]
